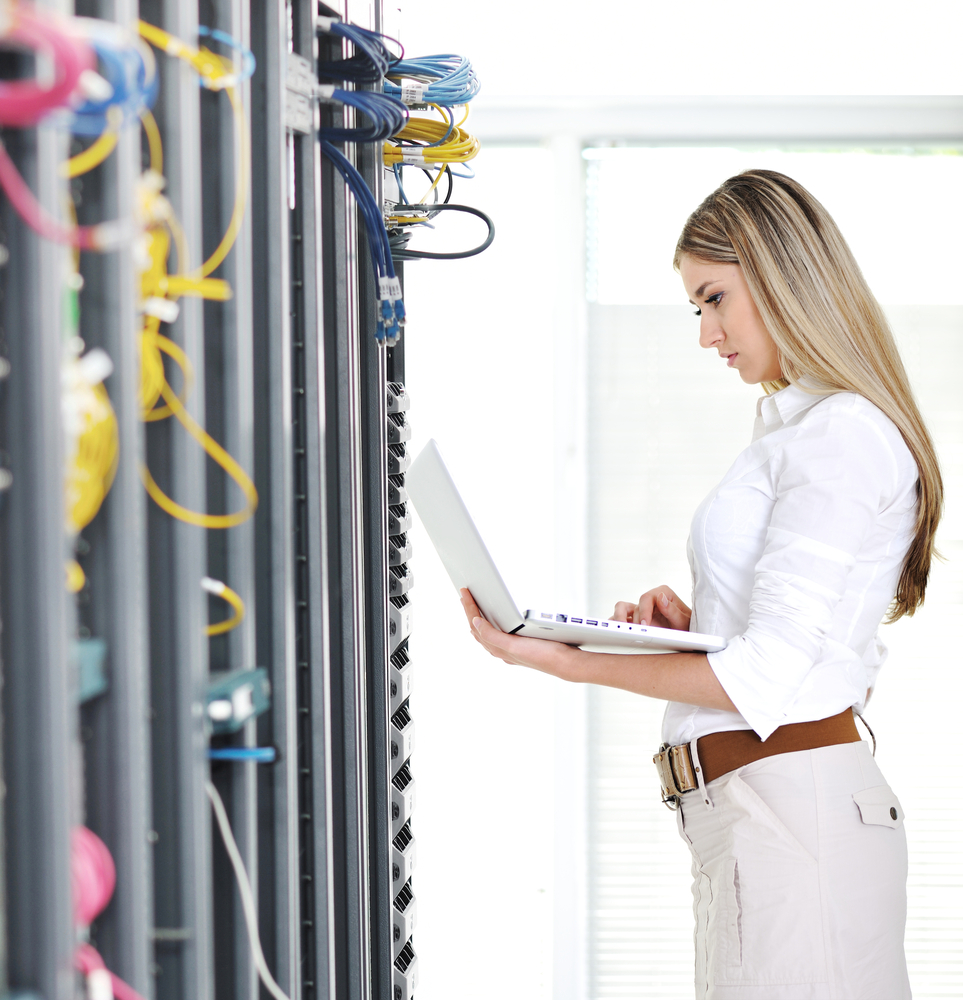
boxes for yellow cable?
[198,85,249,278]
[140,318,194,421]
[62,119,119,179]
[140,108,163,174]
[140,371,258,529]
[383,116,480,166]
[419,164,448,204]
[66,560,86,594]
[138,21,248,278]
[203,577,245,636]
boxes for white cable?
[205,781,292,1000]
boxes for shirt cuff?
[707,634,813,741]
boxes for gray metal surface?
[142,0,214,992]
[74,0,156,983]
[292,0,337,995]
[249,0,302,991]
[199,0,258,995]
[0,126,76,1000]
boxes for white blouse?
[662,382,919,746]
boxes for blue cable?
[208,747,277,763]
[316,19,394,83]
[320,139,406,344]
[197,26,257,83]
[383,55,479,106]
[392,163,412,206]
[318,89,407,143]
[69,36,158,136]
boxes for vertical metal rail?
[249,0,301,991]
[140,0,214,992]
[200,0,258,995]
[356,101,392,1000]
[0,126,75,999]
[73,0,155,991]
[317,13,373,994]
[291,1,337,996]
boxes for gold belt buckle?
[653,742,698,810]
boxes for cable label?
[379,276,403,301]
[400,80,426,105]
[400,149,426,165]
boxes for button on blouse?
[662,383,919,745]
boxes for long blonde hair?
[674,168,942,620]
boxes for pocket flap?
[853,785,904,829]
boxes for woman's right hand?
[612,585,692,632]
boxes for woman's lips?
[726,353,738,367]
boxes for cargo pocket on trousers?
[719,775,828,986]
[853,785,904,829]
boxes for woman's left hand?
[459,588,583,683]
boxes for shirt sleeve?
[706,399,903,740]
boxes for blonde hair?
[674,168,942,620]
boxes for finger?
[460,588,483,624]
[656,591,689,630]
[636,593,657,625]
[611,601,636,623]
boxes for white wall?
[401,146,560,1000]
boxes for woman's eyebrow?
[694,281,714,297]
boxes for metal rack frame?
[0,0,400,994]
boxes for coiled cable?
[315,17,400,83]
[316,85,407,142]
[384,54,479,107]
[0,2,94,126]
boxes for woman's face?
[679,257,783,385]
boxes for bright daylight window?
[585,147,963,999]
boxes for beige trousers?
[677,741,911,1000]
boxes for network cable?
[207,781,292,1000]
[315,17,401,83]
[67,19,158,136]
[382,105,480,168]
[135,22,259,528]
[316,85,407,143]
[202,575,245,636]
[0,2,94,127]
[72,827,149,1000]
[384,54,479,107]
[388,203,495,261]
[320,139,405,344]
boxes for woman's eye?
[693,293,722,317]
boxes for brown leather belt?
[653,708,861,808]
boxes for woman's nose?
[699,315,723,350]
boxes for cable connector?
[377,275,405,346]
[315,15,341,32]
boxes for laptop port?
[586,619,598,626]
[571,617,583,624]
[555,614,567,623]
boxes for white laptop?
[406,439,727,654]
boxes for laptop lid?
[407,439,526,634]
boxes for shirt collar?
[754,380,827,438]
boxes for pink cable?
[72,826,116,927]
[0,138,101,248]
[75,943,150,1000]
[0,2,94,127]
[73,834,149,1000]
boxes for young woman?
[461,169,942,999]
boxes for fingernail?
[472,617,483,630]
[659,593,669,608]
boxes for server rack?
[0,0,409,995]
